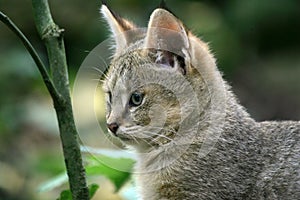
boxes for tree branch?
[1,2,89,199]
[0,11,61,102]
[31,1,89,199]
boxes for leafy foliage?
[88,184,100,199]
[39,148,135,197]
[56,184,99,200]
[57,189,72,200]
[85,154,135,191]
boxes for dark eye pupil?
[130,92,143,106]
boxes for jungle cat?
[100,3,300,200]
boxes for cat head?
[101,4,217,152]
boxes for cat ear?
[101,4,136,54]
[144,8,190,73]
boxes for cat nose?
[107,122,119,135]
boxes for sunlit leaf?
[80,146,137,160]
[38,148,135,193]
[56,189,72,200]
[89,183,99,199]
[85,154,135,191]
[38,173,68,193]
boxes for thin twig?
[0,11,62,102]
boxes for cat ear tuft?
[101,0,107,6]
[158,0,168,10]
[101,4,136,54]
[158,0,177,18]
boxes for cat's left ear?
[101,4,136,54]
[144,8,190,74]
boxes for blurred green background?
[1,0,300,199]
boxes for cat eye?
[129,92,144,107]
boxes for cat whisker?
[125,131,153,147]
[142,130,174,141]
[86,66,109,79]
[129,130,152,139]
[131,134,141,145]
[127,130,156,147]
[90,78,102,82]
[98,79,106,84]
[144,125,178,135]
[123,130,156,148]
[134,130,176,146]
[141,138,155,148]
[84,50,110,69]
[89,78,107,85]
[137,132,156,148]
[145,131,176,145]
[124,125,143,132]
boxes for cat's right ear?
[101,4,136,54]
[144,8,191,75]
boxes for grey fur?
[101,5,300,200]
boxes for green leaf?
[38,173,68,193]
[85,154,135,191]
[80,146,137,161]
[39,148,136,194]
[56,189,72,200]
[88,183,99,199]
